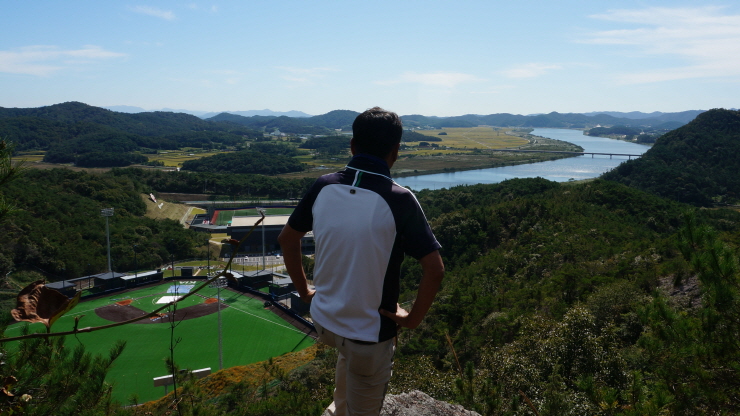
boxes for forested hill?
[387,178,740,415]
[0,101,238,137]
[0,169,206,300]
[207,109,359,134]
[0,102,263,166]
[3,103,704,139]
[2,102,704,157]
[602,108,740,206]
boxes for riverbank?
[278,132,585,180]
[395,128,651,190]
[392,133,584,178]
[391,152,579,178]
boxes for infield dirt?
[95,300,229,324]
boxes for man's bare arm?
[380,250,444,329]
[277,224,315,303]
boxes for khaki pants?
[315,322,395,416]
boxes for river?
[394,128,651,191]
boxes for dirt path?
[180,206,194,225]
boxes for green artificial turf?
[4,281,314,404]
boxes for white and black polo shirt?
[288,154,441,343]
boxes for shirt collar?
[347,153,391,177]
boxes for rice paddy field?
[408,127,528,151]
[15,152,46,163]
[148,149,225,167]
[3,281,314,404]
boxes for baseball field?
[3,281,315,404]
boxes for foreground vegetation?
[2,171,739,415]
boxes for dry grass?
[138,344,323,410]
[141,195,204,228]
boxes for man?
[278,107,444,416]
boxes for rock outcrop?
[322,390,481,416]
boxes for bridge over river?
[491,149,643,159]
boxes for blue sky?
[1,1,738,116]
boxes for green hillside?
[602,108,740,206]
[0,102,261,167]
[0,168,207,301]
[402,178,740,415]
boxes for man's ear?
[350,137,357,155]
[387,142,400,167]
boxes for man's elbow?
[420,251,445,279]
[278,224,306,250]
[277,225,293,246]
[277,230,287,247]
[432,266,445,284]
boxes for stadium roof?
[231,215,290,227]
[46,281,75,290]
[121,269,161,280]
[94,271,127,280]
[189,224,227,232]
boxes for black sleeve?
[400,192,441,260]
[287,178,324,233]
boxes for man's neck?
[353,153,390,169]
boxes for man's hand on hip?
[379,303,415,329]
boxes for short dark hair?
[352,107,403,159]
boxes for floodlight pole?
[170,239,175,279]
[258,208,266,271]
[101,208,114,273]
[218,280,223,370]
[133,245,138,281]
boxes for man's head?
[351,107,403,160]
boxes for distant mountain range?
[581,110,706,124]
[103,105,719,125]
[98,105,732,127]
[104,105,312,118]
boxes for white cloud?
[129,5,176,20]
[500,63,562,79]
[0,45,126,76]
[376,71,482,88]
[585,6,740,84]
